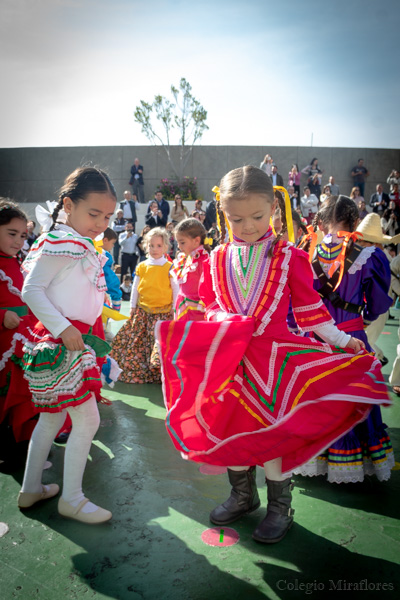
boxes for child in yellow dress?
[110,228,178,383]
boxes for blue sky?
[1,0,399,149]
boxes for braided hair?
[174,217,211,253]
[50,166,117,231]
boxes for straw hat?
[356,212,400,245]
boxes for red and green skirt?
[13,318,106,413]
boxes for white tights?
[21,394,100,506]
[229,457,289,481]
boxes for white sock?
[61,394,101,513]
[263,457,291,481]
[21,411,66,494]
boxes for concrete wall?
[1,145,399,217]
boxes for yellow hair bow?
[204,237,213,245]
[274,186,295,243]
[93,238,104,254]
[212,185,232,241]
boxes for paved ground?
[1,305,399,600]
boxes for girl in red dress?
[0,200,38,467]
[156,166,391,544]
[172,218,210,322]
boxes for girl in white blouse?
[17,167,117,524]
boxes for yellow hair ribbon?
[204,237,213,246]
[212,185,232,242]
[93,238,103,254]
[274,186,295,243]
[269,218,277,236]
[328,231,363,290]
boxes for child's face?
[149,235,166,259]
[0,218,28,256]
[223,193,276,243]
[176,233,201,256]
[102,237,116,252]
[64,192,116,239]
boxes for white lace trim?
[0,331,28,371]
[0,269,23,299]
[293,300,324,313]
[348,245,376,275]
[293,452,395,484]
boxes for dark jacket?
[370,192,389,213]
[147,198,170,223]
[119,200,137,224]
[129,164,144,186]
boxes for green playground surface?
[1,303,399,600]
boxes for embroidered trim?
[0,269,23,299]
[293,300,324,313]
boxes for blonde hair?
[144,227,169,255]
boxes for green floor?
[1,306,400,600]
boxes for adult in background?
[300,186,319,224]
[204,196,217,230]
[301,158,323,182]
[146,200,167,229]
[270,164,284,187]
[350,186,364,205]
[147,191,170,223]
[259,154,273,176]
[387,169,400,191]
[129,158,145,203]
[26,220,38,247]
[119,222,139,281]
[119,190,138,232]
[111,209,127,265]
[370,184,389,216]
[381,202,400,237]
[326,176,340,196]
[170,194,189,224]
[351,158,369,198]
[288,164,301,199]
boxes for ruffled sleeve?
[22,229,108,292]
[288,247,335,332]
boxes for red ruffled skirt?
[13,317,106,413]
[155,316,391,473]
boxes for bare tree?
[134,78,208,179]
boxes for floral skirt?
[110,307,172,384]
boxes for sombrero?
[356,212,400,245]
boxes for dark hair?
[50,166,117,231]
[310,158,318,165]
[316,195,359,233]
[291,210,308,236]
[0,198,28,227]
[303,186,310,192]
[174,217,210,252]
[103,227,117,241]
